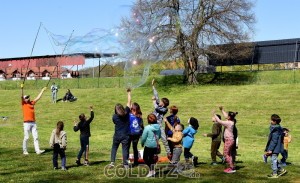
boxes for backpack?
[129,113,143,135]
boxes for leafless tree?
[119,0,255,84]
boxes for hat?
[23,95,30,99]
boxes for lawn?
[0,82,300,182]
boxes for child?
[151,79,171,158]
[108,90,131,169]
[49,121,67,170]
[141,114,161,177]
[213,106,236,173]
[165,105,180,157]
[73,106,94,166]
[203,114,224,165]
[281,128,292,166]
[164,118,184,165]
[182,117,199,166]
[264,114,287,178]
[127,88,144,167]
[50,82,58,103]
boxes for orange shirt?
[283,135,292,150]
[22,100,36,122]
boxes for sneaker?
[267,173,278,178]
[211,162,218,166]
[146,170,156,177]
[53,167,58,170]
[61,167,67,171]
[262,154,268,163]
[224,167,236,173]
[75,159,82,166]
[192,156,198,166]
[278,169,287,176]
[84,160,89,166]
[23,151,29,155]
[36,150,45,154]
[107,162,115,169]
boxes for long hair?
[56,121,64,136]
[147,114,157,124]
[115,103,126,117]
[131,102,142,118]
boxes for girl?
[141,114,161,177]
[127,89,144,166]
[108,89,131,169]
[49,121,67,170]
[213,106,237,173]
[73,106,94,166]
[182,117,199,166]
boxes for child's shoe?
[267,173,278,178]
[278,168,287,176]
[84,160,89,166]
[146,170,156,177]
[61,167,67,171]
[107,162,115,169]
[192,156,198,166]
[75,159,81,166]
[262,154,268,163]
[224,167,236,173]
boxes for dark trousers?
[281,149,288,163]
[111,135,129,165]
[53,143,66,168]
[77,136,89,160]
[184,147,193,160]
[211,140,223,162]
[143,146,157,171]
[167,134,174,155]
[128,134,140,164]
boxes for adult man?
[21,84,47,155]
[50,82,58,103]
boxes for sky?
[1,0,300,60]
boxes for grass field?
[0,81,300,182]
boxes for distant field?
[0,77,300,182]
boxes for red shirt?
[22,100,36,122]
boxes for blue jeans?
[53,143,66,168]
[271,154,283,174]
[77,136,89,160]
[110,135,129,165]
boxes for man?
[50,82,58,103]
[21,84,47,155]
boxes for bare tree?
[119,0,255,84]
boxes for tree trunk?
[184,57,198,85]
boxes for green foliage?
[0,82,300,182]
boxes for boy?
[203,114,224,165]
[264,114,287,178]
[281,128,291,166]
[151,79,171,158]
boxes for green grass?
[1,83,300,182]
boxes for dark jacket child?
[50,121,67,170]
[264,114,287,178]
[108,92,131,169]
[165,105,180,156]
[73,106,94,166]
[151,79,171,158]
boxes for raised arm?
[127,88,131,108]
[152,79,159,104]
[21,84,24,101]
[33,87,47,102]
[219,106,228,119]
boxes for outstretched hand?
[127,88,131,92]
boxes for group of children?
[23,81,292,178]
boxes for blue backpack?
[129,113,143,135]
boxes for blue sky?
[1,0,300,59]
